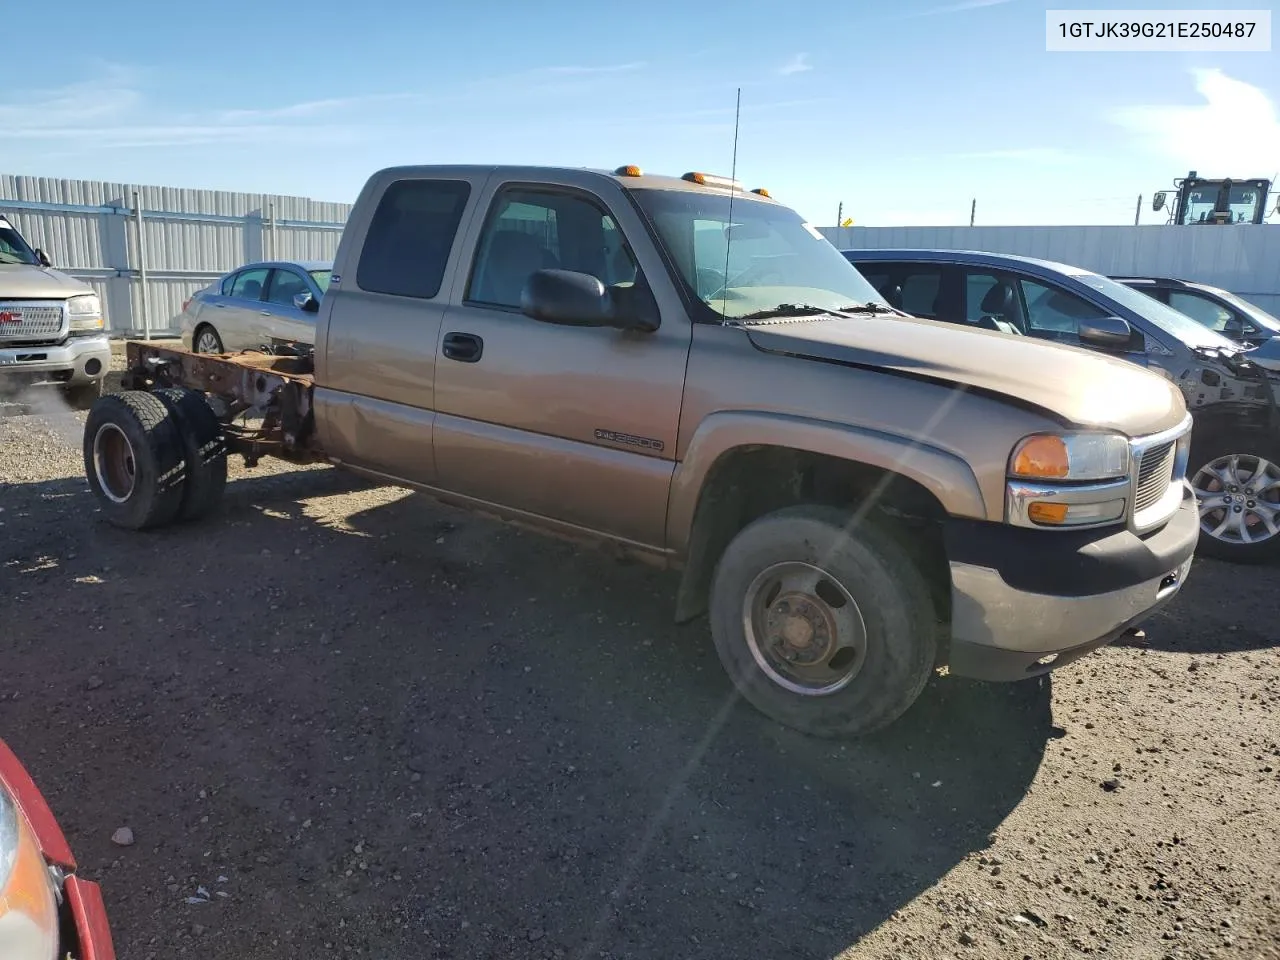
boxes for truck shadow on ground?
[5,470,1061,959]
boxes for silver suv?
[0,216,111,408]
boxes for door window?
[963,272,1025,333]
[1167,290,1236,333]
[356,179,472,299]
[265,269,310,307]
[1019,278,1109,343]
[898,268,943,318]
[468,188,637,309]
[230,268,269,301]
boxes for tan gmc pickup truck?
[83,164,1199,737]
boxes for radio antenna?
[719,86,742,320]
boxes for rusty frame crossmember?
[120,341,325,466]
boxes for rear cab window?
[356,179,472,299]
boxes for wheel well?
[673,446,951,627]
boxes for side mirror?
[521,269,656,332]
[34,248,51,267]
[293,292,319,313]
[1079,315,1134,350]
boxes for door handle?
[442,332,483,363]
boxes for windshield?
[629,189,885,320]
[1213,288,1280,333]
[1075,273,1242,351]
[309,269,332,294]
[0,222,40,266]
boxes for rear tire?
[154,387,228,522]
[1189,430,1280,563]
[83,391,186,530]
[708,504,938,738]
[194,325,224,355]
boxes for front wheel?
[1189,432,1280,563]
[708,505,939,738]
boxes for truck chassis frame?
[120,340,324,467]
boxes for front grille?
[0,302,65,344]
[1135,440,1176,513]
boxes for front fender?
[665,410,988,553]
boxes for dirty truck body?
[89,164,1199,737]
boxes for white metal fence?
[8,173,1278,334]
[0,174,352,337]
[820,224,1280,315]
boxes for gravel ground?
[1,382,1278,960]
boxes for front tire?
[83,391,186,530]
[709,504,938,738]
[1189,431,1280,563]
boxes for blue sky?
[3,0,1277,226]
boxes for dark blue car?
[843,248,1280,564]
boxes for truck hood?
[743,314,1188,436]
[0,263,94,299]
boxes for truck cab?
[88,164,1200,738]
[0,216,110,408]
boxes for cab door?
[315,174,479,485]
[429,179,692,548]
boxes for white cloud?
[777,53,812,76]
[1111,69,1280,174]
[914,0,1016,16]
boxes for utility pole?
[1134,194,1142,226]
[969,198,976,227]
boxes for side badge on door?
[594,429,664,452]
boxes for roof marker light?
[615,165,643,177]
[682,172,745,190]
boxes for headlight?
[1009,432,1130,482]
[66,295,104,334]
[0,787,59,960]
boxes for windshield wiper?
[735,301,903,322]
[736,303,857,322]
[835,301,903,315]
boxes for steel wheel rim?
[741,561,868,696]
[1191,452,1280,545]
[93,423,137,504]
[196,330,220,354]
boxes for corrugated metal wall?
[820,224,1280,315]
[0,174,351,336]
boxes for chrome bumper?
[0,336,110,385]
